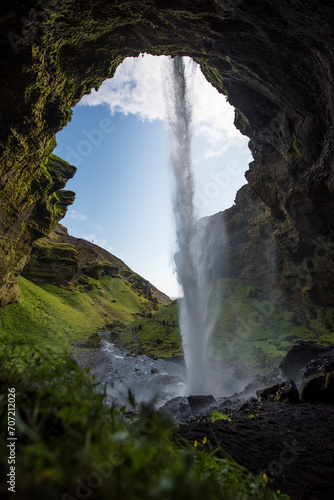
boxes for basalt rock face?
[1,1,334,308]
[207,183,334,313]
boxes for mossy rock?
[300,371,334,404]
[78,332,101,348]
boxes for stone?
[78,333,101,348]
[258,380,300,404]
[159,396,192,420]
[302,349,334,379]
[300,371,334,404]
[187,395,216,413]
[257,383,281,401]
[110,331,119,342]
[279,341,332,381]
[274,380,300,404]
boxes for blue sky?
[54,55,252,297]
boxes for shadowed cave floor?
[178,399,334,500]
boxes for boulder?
[187,395,216,413]
[300,371,334,404]
[159,396,192,420]
[279,341,332,381]
[110,331,120,342]
[78,332,101,348]
[257,383,280,401]
[257,380,300,404]
[274,380,300,404]
[302,349,334,379]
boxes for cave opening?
[54,53,252,298]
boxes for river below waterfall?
[72,332,186,409]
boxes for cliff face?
[208,183,334,314]
[0,1,334,309]
[22,224,172,306]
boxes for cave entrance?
[54,54,252,297]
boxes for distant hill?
[22,223,172,306]
[0,225,172,355]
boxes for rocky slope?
[22,223,172,306]
[0,225,172,357]
[0,0,334,319]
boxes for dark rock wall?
[1,0,334,309]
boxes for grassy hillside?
[113,302,182,358]
[113,279,334,373]
[0,252,288,500]
[0,273,160,360]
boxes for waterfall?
[165,56,222,395]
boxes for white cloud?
[68,209,86,221]
[80,54,248,158]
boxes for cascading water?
[165,56,223,395]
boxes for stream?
[73,332,187,409]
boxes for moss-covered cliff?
[0,0,334,314]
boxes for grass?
[0,347,290,500]
[114,279,334,373]
[0,272,292,498]
[211,279,334,371]
[114,302,182,358]
[0,274,156,361]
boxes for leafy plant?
[0,347,288,500]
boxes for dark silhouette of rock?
[257,383,281,401]
[76,332,101,348]
[187,395,216,413]
[110,331,119,342]
[258,380,300,404]
[159,396,192,419]
[300,371,334,404]
[302,349,334,379]
[279,341,332,381]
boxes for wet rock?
[187,395,216,413]
[302,349,334,379]
[151,367,159,374]
[110,331,119,342]
[159,396,192,419]
[77,333,101,348]
[279,341,332,381]
[258,380,300,404]
[257,383,281,401]
[275,380,300,404]
[300,371,334,404]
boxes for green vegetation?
[0,346,289,500]
[212,411,232,422]
[114,279,334,373]
[114,302,182,358]
[0,274,157,359]
[212,279,334,371]
[0,272,289,499]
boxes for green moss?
[114,303,182,358]
[210,279,334,372]
[115,278,334,372]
